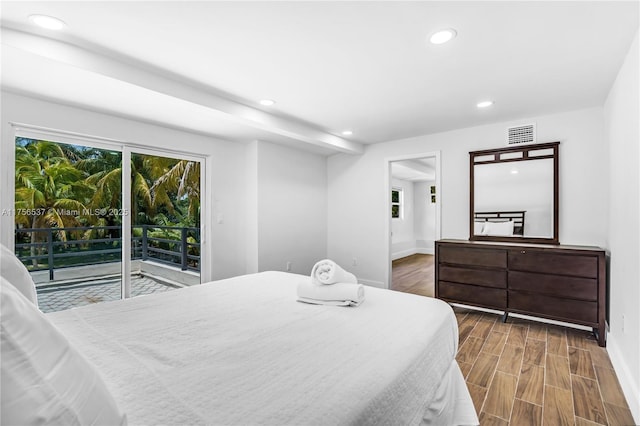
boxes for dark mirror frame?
[470,141,560,245]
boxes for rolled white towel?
[297,279,365,307]
[310,259,357,285]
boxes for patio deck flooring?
[37,275,179,313]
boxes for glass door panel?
[129,151,201,295]
[14,137,123,313]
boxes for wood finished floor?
[392,254,635,426]
[391,253,435,297]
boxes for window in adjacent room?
[391,187,403,219]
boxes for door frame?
[383,151,441,289]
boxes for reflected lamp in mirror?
[470,142,559,244]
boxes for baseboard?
[416,247,435,255]
[391,247,434,260]
[450,303,591,332]
[391,248,417,260]
[606,334,640,423]
[509,313,591,331]
[358,278,386,289]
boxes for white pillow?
[0,244,38,305]
[483,221,515,236]
[0,277,127,426]
[474,221,485,235]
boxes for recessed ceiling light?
[341,130,353,136]
[429,28,457,45]
[259,99,276,106]
[477,100,494,108]
[510,169,519,174]
[29,14,66,30]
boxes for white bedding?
[47,271,477,425]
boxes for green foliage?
[14,138,201,243]
[14,140,93,238]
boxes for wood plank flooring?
[392,254,635,426]
[391,253,434,297]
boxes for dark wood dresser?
[435,239,607,346]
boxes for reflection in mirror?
[470,142,559,244]
[474,159,553,237]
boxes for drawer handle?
[521,250,526,254]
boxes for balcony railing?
[15,225,200,281]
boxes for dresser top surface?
[437,239,605,253]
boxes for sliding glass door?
[129,151,201,293]
[13,134,202,313]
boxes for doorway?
[384,152,440,294]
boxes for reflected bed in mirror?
[474,211,525,236]
[470,142,559,244]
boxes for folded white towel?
[297,279,365,307]
[310,259,357,285]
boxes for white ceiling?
[391,158,436,182]
[1,1,638,155]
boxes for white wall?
[254,140,327,275]
[414,180,437,252]
[328,107,607,287]
[0,91,248,281]
[390,179,437,259]
[604,30,640,422]
[245,141,259,273]
[391,178,415,258]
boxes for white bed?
[42,271,477,425]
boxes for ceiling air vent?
[507,123,536,145]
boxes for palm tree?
[14,140,93,265]
[15,140,92,231]
[15,138,202,255]
[149,158,200,226]
[83,152,153,230]
[80,151,199,227]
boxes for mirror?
[470,142,559,244]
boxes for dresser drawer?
[508,250,598,278]
[439,246,507,268]
[440,265,506,288]
[509,271,597,301]
[509,291,597,324]
[439,281,507,309]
